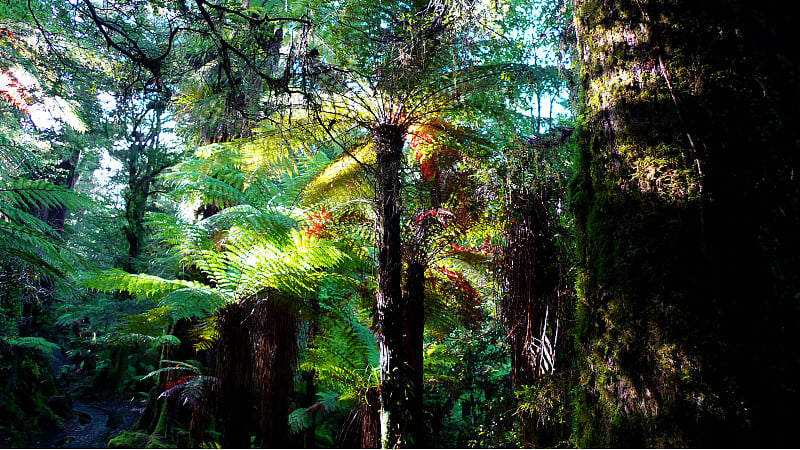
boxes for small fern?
[289,391,344,435]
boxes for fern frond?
[187,316,218,351]
[423,341,461,385]
[424,262,488,335]
[301,140,375,206]
[147,213,213,256]
[289,390,347,435]
[9,336,60,359]
[140,360,203,381]
[0,221,68,276]
[167,168,248,210]
[79,269,213,302]
[302,308,379,397]
[0,177,92,277]
[0,178,90,212]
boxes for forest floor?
[35,397,142,448]
[32,350,143,448]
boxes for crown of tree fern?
[80,149,356,349]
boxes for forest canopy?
[0,0,798,448]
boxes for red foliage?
[164,374,195,391]
[0,27,14,40]
[411,131,459,182]
[409,131,435,149]
[414,209,438,225]
[0,70,30,115]
[419,158,437,181]
[432,266,482,327]
[302,206,333,238]
[449,236,501,256]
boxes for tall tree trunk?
[374,123,422,448]
[122,177,149,273]
[403,259,425,442]
[571,0,800,446]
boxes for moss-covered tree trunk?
[374,123,423,448]
[571,0,800,446]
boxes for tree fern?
[81,147,358,355]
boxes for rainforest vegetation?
[0,0,797,448]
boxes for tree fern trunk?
[403,260,425,443]
[216,303,256,448]
[501,188,558,447]
[253,297,298,448]
[374,123,421,448]
[571,0,800,446]
[216,296,299,448]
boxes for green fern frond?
[191,131,298,179]
[0,222,68,276]
[167,168,248,210]
[288,407,313,435]
[301,140,375,206]
[423,289,461,339]
[139,359,203,381]
[147,213,213,255]
[156,287,227,322]
[8,336,60,359]
[187,316,218,351]
[289,390,347,435]
[424,261,489,335]
[111,305,177,347]
[0,202,58,235]
[302,307,379,398]
[203,204,296,239]
[0,178,90,212]
[79,269,212,302]
[0,178,92,277]
[423,341,461,385]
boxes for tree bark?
[253,297,298,448]
[403,259,425,443]
[215,296,298,448]
[501,187,559,447]
[216,302,256,448]
[572,0,800,446]
[374,123,422,448]
[122,175,150,273]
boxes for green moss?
[108,431,168,449]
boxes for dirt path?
[34,397,143,448]
[33,349,144,448]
